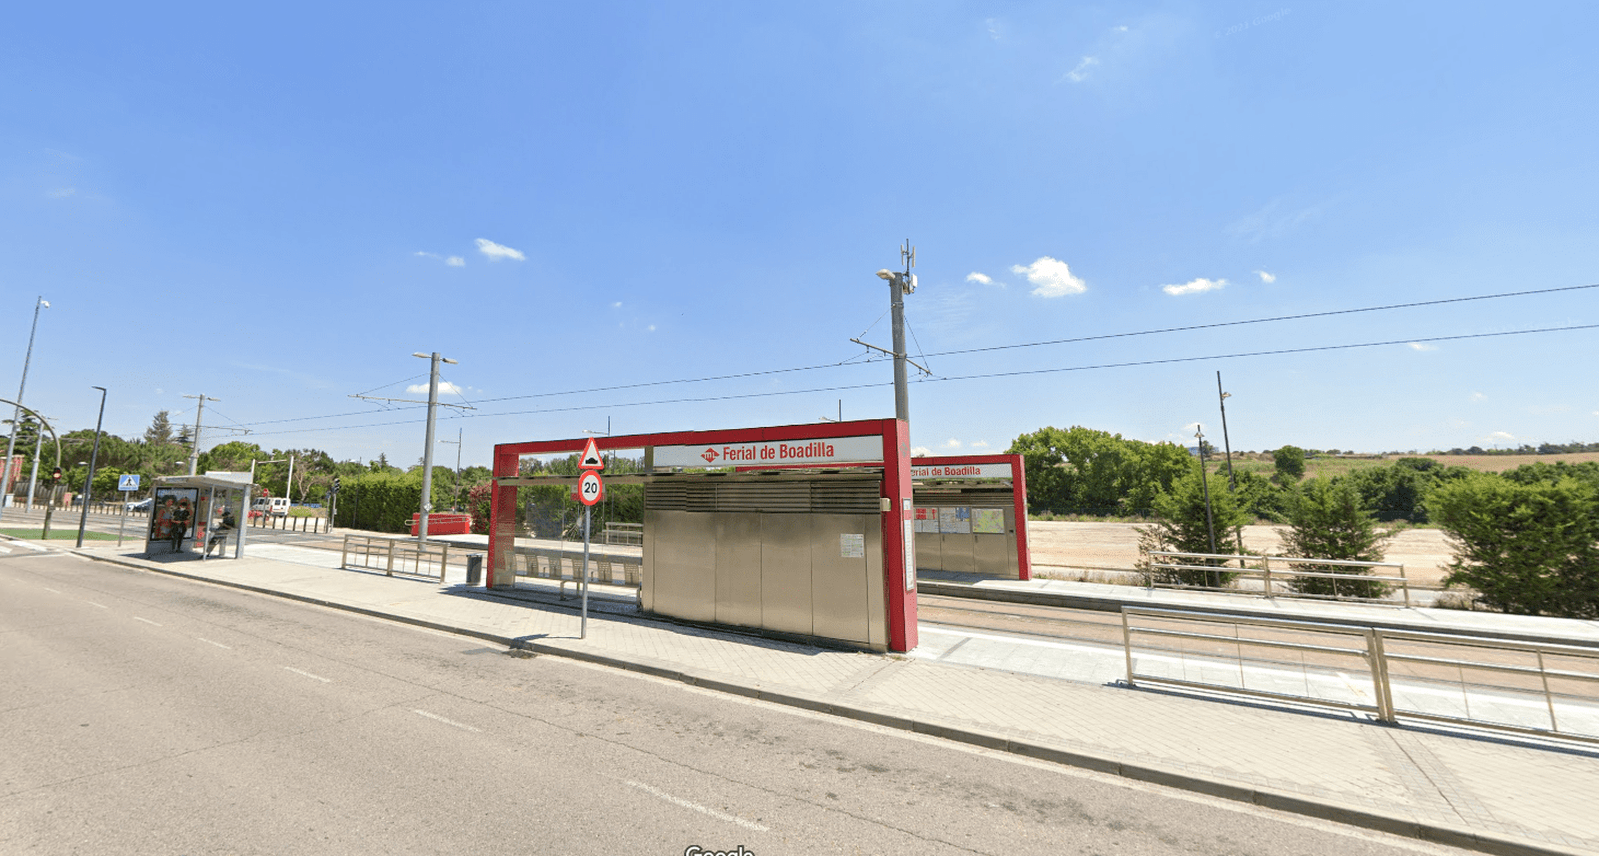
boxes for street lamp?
[872,241,917,424]
[76,387,107,548]
[0,296,48,524]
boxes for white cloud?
[1470,392,1487,402]
[1229,200,1321,243]
[407,381,463,395]
[1114,25,1129,33]
[966,272,994,286]
[1064,56,1099,83]
[1012,256,1087,297]
[910,446,934,457]
[1487,431,1515,442]
[1407,342,1438,352]
[475,238,526,261]
[611,301,623,309]
[1162,277,1226,296]
[648,324,656,332]
[1256,270,1276,283]
[941,438,962,449]
[446,256,465,267]
[971,440,990,449]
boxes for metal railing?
[510,546,642,596]
[1122,606,1599,743]
[603,522,644,547]
[340,534,450,582]
[250,513,328,533]
[1147,551,1410,606]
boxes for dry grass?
[1415,452,1599,472]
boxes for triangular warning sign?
[578,438,604,470]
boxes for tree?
[1008,426,1190,517]
[1136,471,1250,587]
[144,411,174,446]
[1429,474,1599,617]
[1278,478,1391,598]
[1273,445,1306,481]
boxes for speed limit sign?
[577,470,604,506]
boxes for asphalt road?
[0,549,1477,856]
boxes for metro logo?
[701,447,719,463]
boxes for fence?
[510,546,642,597]
[340,534,450,582]
[1122,606,1599,744]
[1146,551,1410,606]
[603,522,643,547]
[250,512,328,533]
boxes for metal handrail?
[1122,605,1599,743]
[1146,551,1410,606]
[340,533,450,582]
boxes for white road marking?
[86,601,108,609]
[413,709,481,732]
[626,779,770,833]
[133,616,162,626]
[197,637,231,649]
[284,667,331,683]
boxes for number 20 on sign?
[577,470,604,506]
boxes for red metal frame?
[910,453,1031,581]
[489,419,918,652]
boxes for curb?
[60,545,1590,856]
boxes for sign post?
[576,457,604,639]
[116,474,141,546]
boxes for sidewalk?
[33,537,1599,856]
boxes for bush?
[1137,471,1250,587]
[1429,474,1599,618]
[333,471,455,533]
[1278,478,1391,598]
[1273,445,1306,481]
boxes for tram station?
[488,419,919,652]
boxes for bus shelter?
[489,419,918,653]
[146,472,253,560]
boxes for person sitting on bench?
[207,505,236,556]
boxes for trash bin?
[466,553,484,586]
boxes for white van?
[252,497,290,517]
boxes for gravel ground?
[1026,520,1455,588]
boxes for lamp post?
[75,387,107,547]
[873,241,917,424]
[0,296,49,524]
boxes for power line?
[242,322,1596,438]
[232,281,1599,431]
[925,281,1599,358]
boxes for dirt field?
[1418,452,1599,472]
[1026,520,1455,588]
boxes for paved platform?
[14,535,1599,856]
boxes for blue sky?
[3,2,1596,468]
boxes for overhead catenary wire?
[240,322,1598,438]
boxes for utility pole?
[0,296,49,524]
[1195,424,1217,555]
[183,393,219,476]
[861,241,921,424]
[412,351,457,544]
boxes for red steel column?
[487,446,520,588]
[881,419,917,652]
[1009,453,1032,581]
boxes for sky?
[3,1,1597,470]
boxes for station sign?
[908,463,1012,479]
[653,434,883,469]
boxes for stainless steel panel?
[865,521,886,650]
[647,510,717,622]
[811,514,872,645]
[974,530,1009,578]
[715,512,763,628]
[642,510,658,611]
[939,529,977,574]
[915,526,941,573]
[1005,508,1019,578]
[759,512,813,636]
